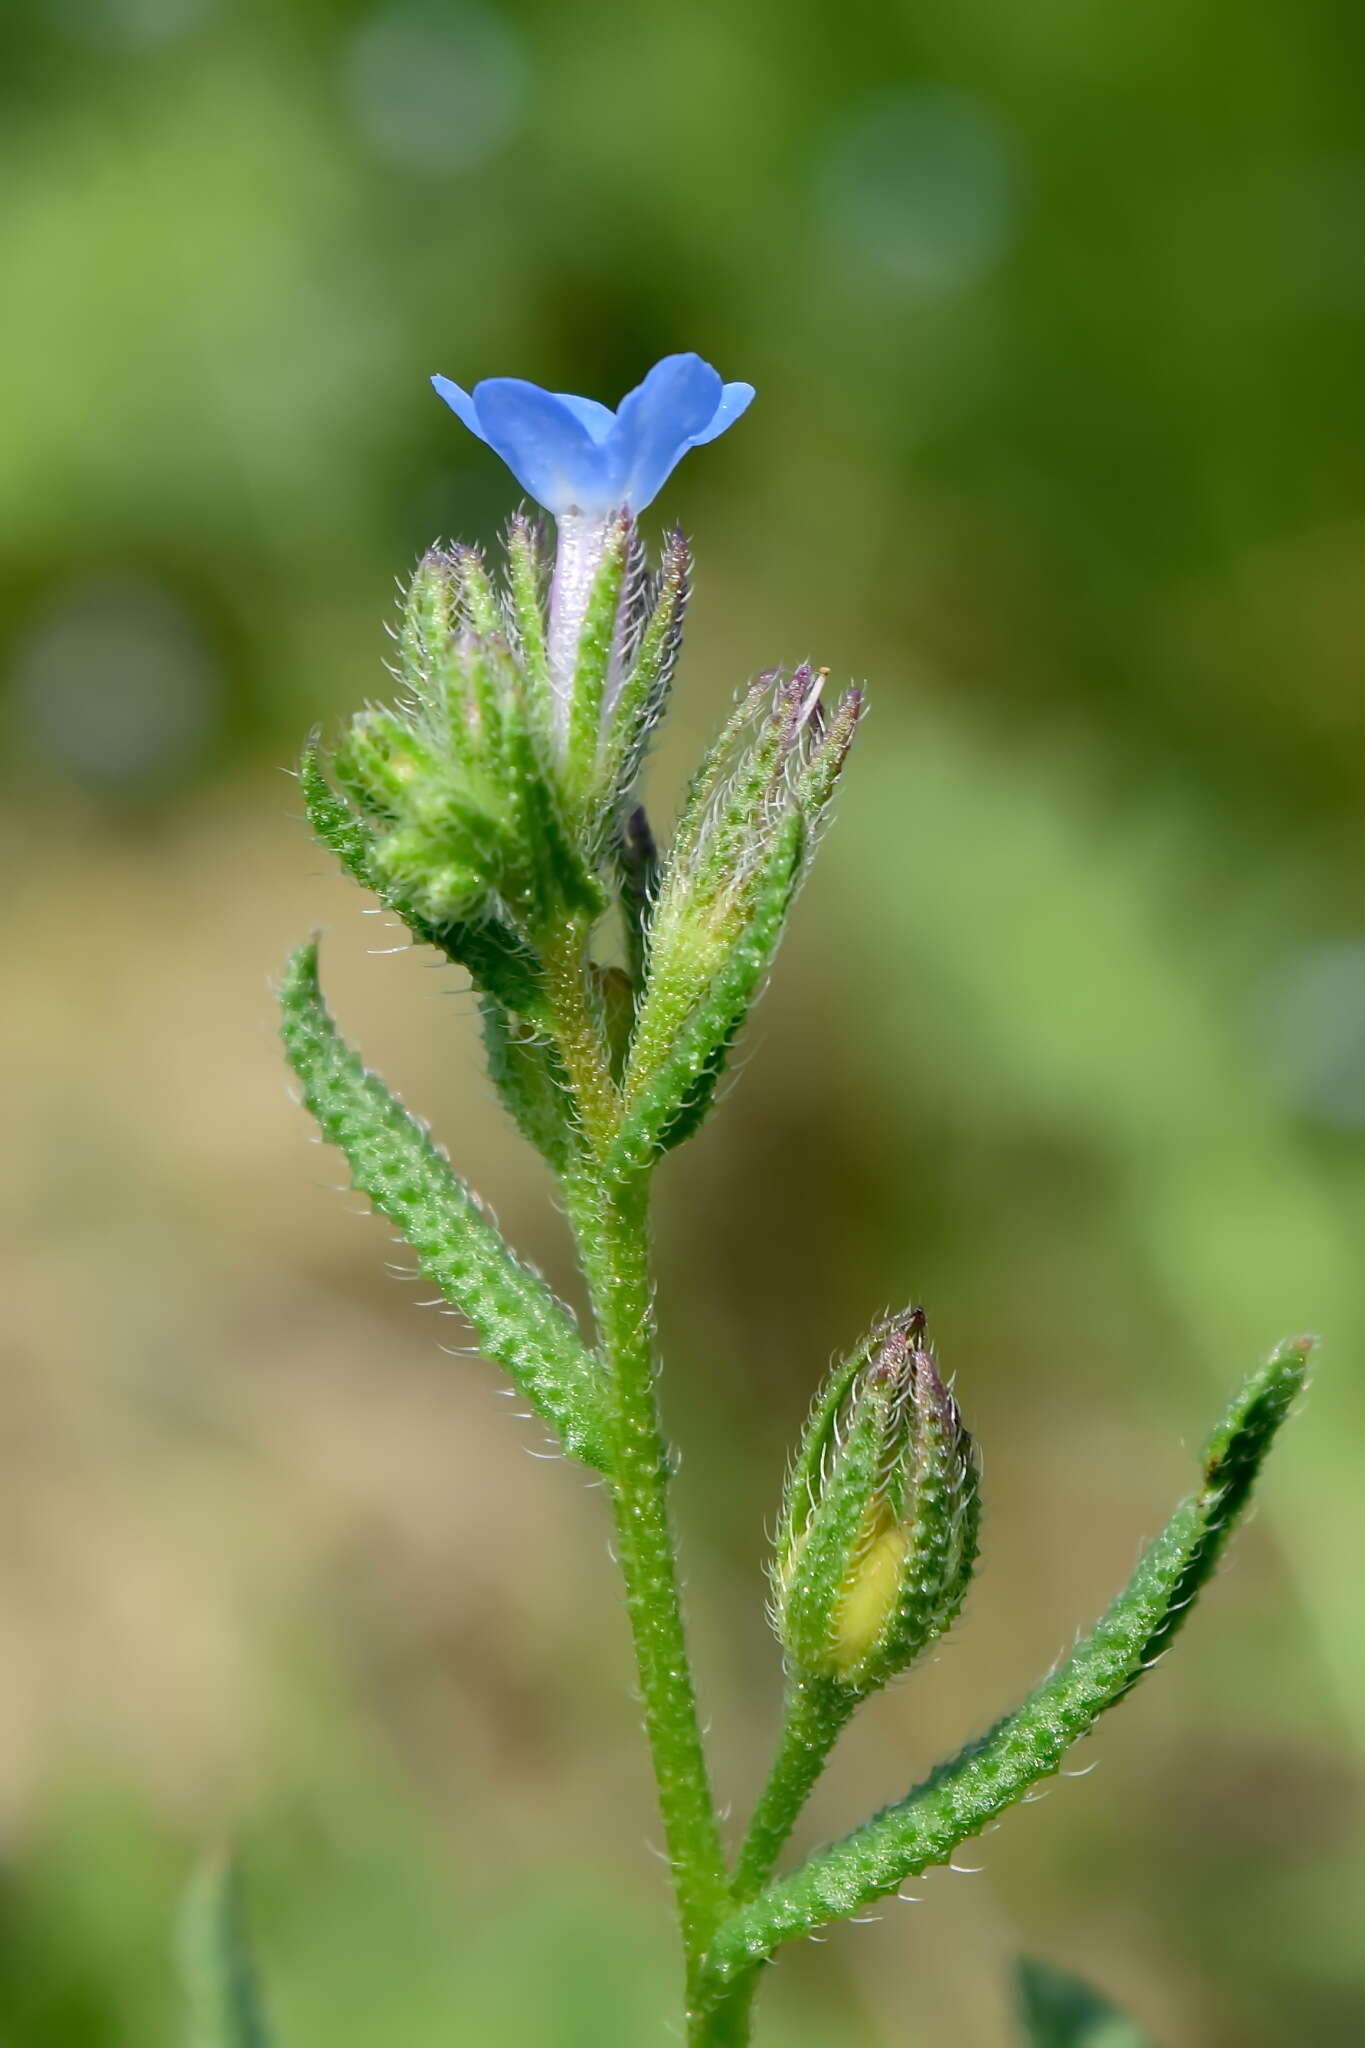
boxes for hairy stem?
[544,929,730,1987]
[541,923,620,1156]
[684,1682,851,2045]
[587,1175,732,1973]
[732,1677,852,1901]
[688,1976,761,2047]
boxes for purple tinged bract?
[431,353,754,515]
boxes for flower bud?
[323,545,601,939]
[621,665,863,1135]
[772,1310,979,1696]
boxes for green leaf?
[279,940,614,1473]
[179,1854,274,2048]
[300,734,378,891]
[479,995,575,1173]
[1015,1958,1157,2048]
[697,1337,1311,1991]
[438,914,547,1022]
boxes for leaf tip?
[279,935,322,1001]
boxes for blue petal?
[690,380,756,446]
[430,374,486,440]
[553,393,618,444]
[468,379,621,514]
[432,359,754,515]
[612,353,724,511]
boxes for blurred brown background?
[2,0,1363,2041]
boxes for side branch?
[698,1338,1310,1992]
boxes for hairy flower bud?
[321,544,602,942]
[613,666,863,1161]
[306,516,705,991]
[772,1309,979,1696]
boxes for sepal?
[611,808,805,1169]
[596,529,690,829]
[504,511,554,725]
[614,668,863,1166]
[553,518,690,854]
[563,510,637,813]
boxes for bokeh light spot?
[1274,153,1365,317]
[817,84,1021,296]
[11,578,223,792]
[51,0,219,49]
[342,0,528,179]
[1254,939,1365,1131]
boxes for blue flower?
[431,353,754,516]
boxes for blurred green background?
[2,0,1363,2041]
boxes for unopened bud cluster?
[772,1309,979,1695]
[325,515,689,950]
[304,507,864,1161]
[334,540,595,935]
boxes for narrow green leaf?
[479,995,575,1173]
[300,735,378,891]
[1016,1958,1157,2048]
[179,1854,274,2048]
[280,941,614,1473]
[698,1338,1310,1989]
[438,913,547,1022]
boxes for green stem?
[686,1673,851,2042]
[732,1677,853,1901]
[541,921,620,1157]
[587,1175,732,1971]
[687,1975,761,2047]
[543,928,730,1987]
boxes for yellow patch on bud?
[831,1516,910,1681]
